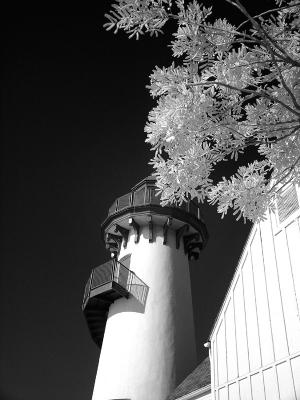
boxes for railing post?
[83,260,148,307]
[112,259,117,282]
[111,259,114,281]
[117,260,121,284]
[85,269,93,306]
[128,271,132,292]
[142,286,144,304]
[89,270,93,294]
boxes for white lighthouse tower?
[82,176,208,400]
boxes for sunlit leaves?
[104,0,170,38]
[105,0,300,221]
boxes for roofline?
[172,384,211,400]
[208,184,300,339]
[131,175,156,191]
[208,222,255,339]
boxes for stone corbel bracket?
[147,215,153,243]
[105,233,122,255]
[163,217,172,245]
[183,233,200,254]
[129,217,140,244]
[187,242,203,260]
[189,251,200,261]
[114,224,129,248]
[176,224,189,249]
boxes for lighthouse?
[82,176,208,400]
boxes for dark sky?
[1,3,272,399]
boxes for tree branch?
[237,2,300,30]
[270,154,300,192]
[227,0,300,68]
[188,80,300,117]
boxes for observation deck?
[102,176,208,260]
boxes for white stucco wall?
[209,185,300,400]
[92,222,197,400]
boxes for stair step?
[89,323,106,332]
[84,297,111,308]
[83,277,134,349]
[93,334,105,342]
[86,316,107,324]
[85,308,109,315]
[92,333,105,342]
[85,316,107,325]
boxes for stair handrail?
[83,259,149,308]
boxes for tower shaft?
[92,226,196,400]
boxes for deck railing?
[108,185,201,220]
[82,259,148,309]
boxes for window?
[276,184,299,224]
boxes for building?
[168,183,300,400]
[83,175,208,400]
[83,179,300,400]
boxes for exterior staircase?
[82,259,147,348]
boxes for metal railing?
[82,259,148,309]
[108,184,202,220]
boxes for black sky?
[1,3,273,399]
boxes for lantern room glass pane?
[108,200,118,215]
[133,187,146,206]
[118,193,131,210]
[148,187,161,205]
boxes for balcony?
[102,176,209,256]
[82,259,148,348]
[107,176,202,221]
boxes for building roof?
[168,357,211,400]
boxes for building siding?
[210,185,300,400]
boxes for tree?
[104,0,300,221]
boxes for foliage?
[104,0,300,221]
